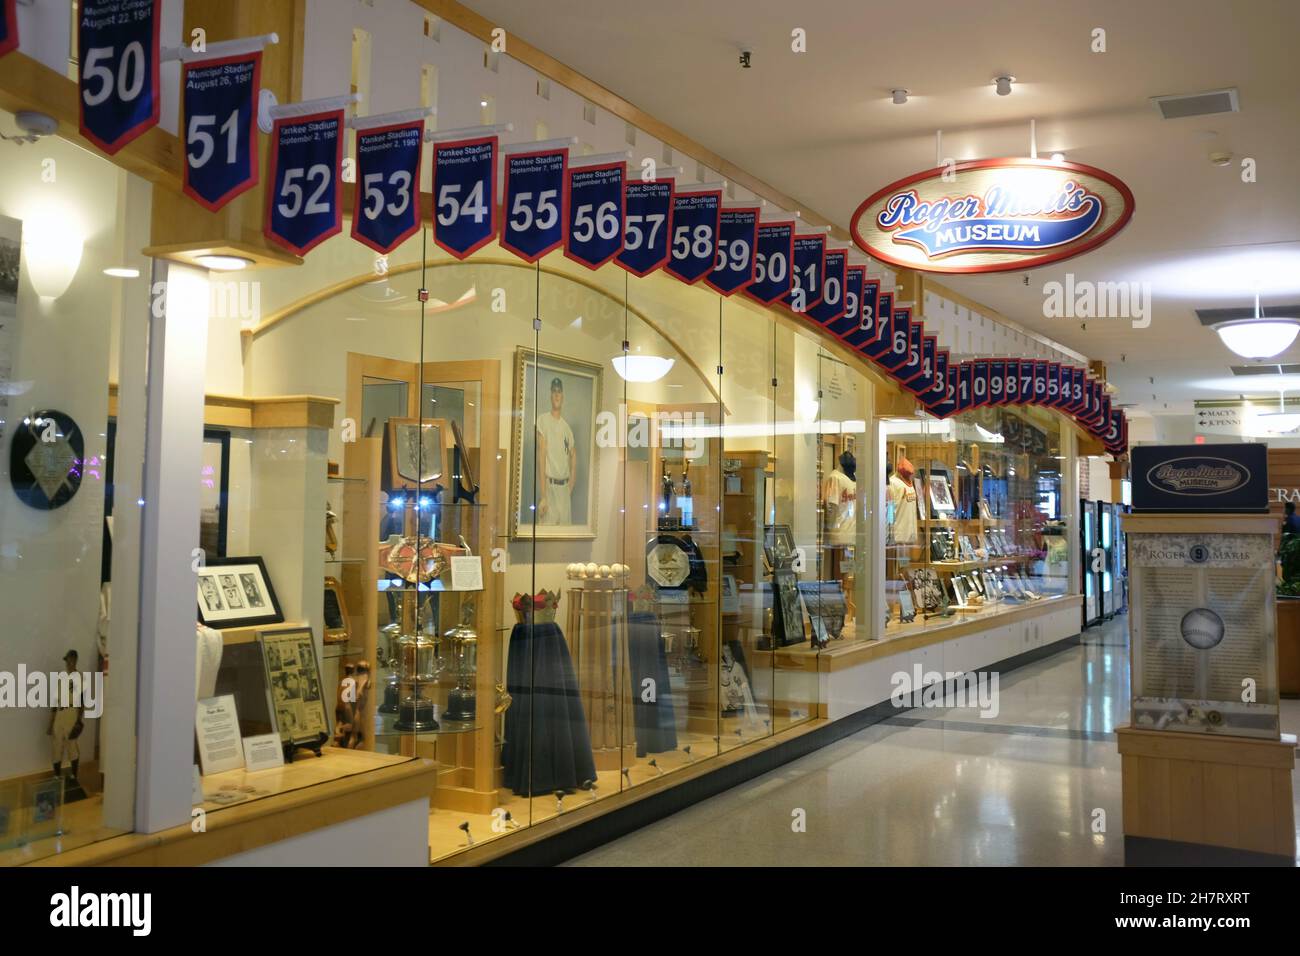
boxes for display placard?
[195,694,245,775]
[564,161,625,269]
[804,247,847,325]
[502,147,569,262]
[0,0,16,58]
[617,178,673,276]
[665,188,722,283]
[783,233,825,313]
[1128,529,1277,737]
[264,109,343,256]
[701,205,758,294]
[1131,443,1268,513]
[78,0,161,154]
[181,52,262,211]
[433,135,498,259]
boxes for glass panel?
[0,119,150,862]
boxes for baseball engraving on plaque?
[1127,532,1278,738]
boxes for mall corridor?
[568,618,1300,866]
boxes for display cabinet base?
[394,704,439,732]
[1116,725,1296,860]
[443,691,476,723]
[1123,834,1294,866]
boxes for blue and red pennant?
[264,109,343,256]
[565,161,625,270]
[501,146,569,262]
[666,188,722,284]
[79,0,161,154]
[351,119,424,254]
[433,135,498,259]
[182,51,262,211]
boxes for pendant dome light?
[1213,293,1300,359]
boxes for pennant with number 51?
[182,52,262,211]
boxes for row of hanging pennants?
[9,0,1123,454]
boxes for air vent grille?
[1197,304,1300,325]
[1228,364,1300,376]
[1151,88,1239,119]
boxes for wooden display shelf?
[217,620,310,646]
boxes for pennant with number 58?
[182,52,262,211]
[351,119,424,254]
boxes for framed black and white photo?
[763,523,797,569]
[196,556,283,630]
[511,348,603,539]
[259,627,330,752]
[928,474,955,514]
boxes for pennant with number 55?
[351,120,424,254]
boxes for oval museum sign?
[850,158,1134,274]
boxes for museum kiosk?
[1117,444,1296,863]
[0,0,1125,865]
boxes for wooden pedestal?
[1117,725,1296,860]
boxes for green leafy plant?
[1278,534,1300,597]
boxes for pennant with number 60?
[351,119,424,254]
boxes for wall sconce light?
[23,209,84,300]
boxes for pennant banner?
[879,305,912,374]
[827,266,866,340]
[182,52,261,211]
[264,109,343,256]
[79,0,161,154]
[857,290,893,360]
[743,220,794,304]
[666,189,722,284]
[352,120,424,254]
[434,135,497,259]
[565,162,625,270]
[895,317,925,385]
[617,178,673,277]
[1,0,17,58]
[785,234,825,313]
[840,278,880,349]
[705,206,759,296]
[806,248,848,326]
[502,147,568,262]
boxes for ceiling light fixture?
[891,88,908,105]
[195,254,252,271]
[993,75,1015,96]
[611,354,675,383]
[1049,152,1065,163]
[103,267,140,278]
[1212,294,1300,359]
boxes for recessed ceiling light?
[992,75,1015,96]
[195,254,252,271]
[103,267,140,278]
[891,89,909,105]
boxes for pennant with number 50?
[79,0,161,154]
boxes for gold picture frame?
[323,576,350,644]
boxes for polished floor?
[566,615,1300,866]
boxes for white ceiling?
[464,0,1300,417]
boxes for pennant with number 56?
[182,52,262,211]
[351,120,424,254]
[264,110,343,256]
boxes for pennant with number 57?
[351,119,424,254]
[182,52,262,211]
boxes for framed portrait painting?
[511,348,603,539]
[196,556,284,630]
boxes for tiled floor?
[567,616,1300,866]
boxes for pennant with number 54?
[351,119,424,254]
[182,52,262,211]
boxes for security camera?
[739,50,752,69]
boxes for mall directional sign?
[851,158,1134,274]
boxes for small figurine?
[325,503,339,558]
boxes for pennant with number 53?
[352,120,424,254]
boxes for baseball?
[1180,607,1224,650]
[598,564,611,578]
[585,562,599,578]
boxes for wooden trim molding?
[30,754,437,867]
[110,385,338,429]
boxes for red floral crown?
[512,590,561,623]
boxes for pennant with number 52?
[264,110,344,256]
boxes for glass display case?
[881,404,1068,639]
